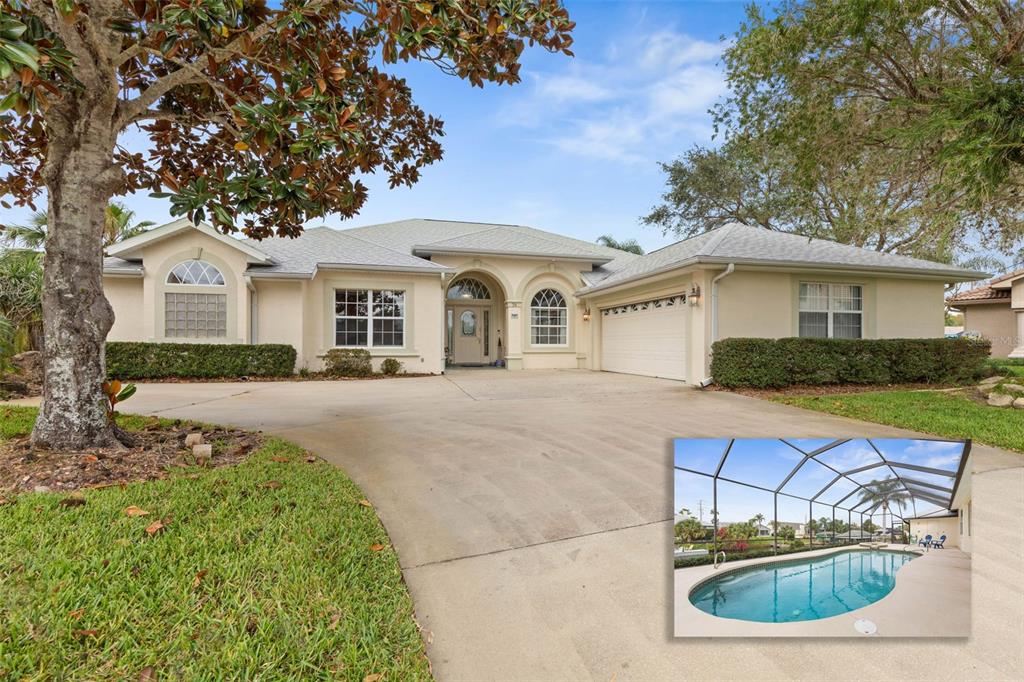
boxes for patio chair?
[931,535,946,549]
[917,534,932,547]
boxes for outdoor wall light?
[582,308,591,322]
[688,285,701,306]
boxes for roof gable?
[106,218,272,264]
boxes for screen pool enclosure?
[674,438,970,553]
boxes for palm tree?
[855,479,911,539]
[750,513,765,532]
[3,201,155,250]
[0,249,43,351]
[596,234,645,255]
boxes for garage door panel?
[600,297,688,381]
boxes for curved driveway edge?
[93,370,1023,680]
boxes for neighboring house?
[947,268,1024,358]
[774,521,806,536]
[102,219,986,378]
[755,524,772,537]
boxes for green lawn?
[774,390,1024,453]
[0,406,430,681]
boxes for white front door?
[451,305,486,364]
[600,296,688,381]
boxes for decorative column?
[504,300,524,370]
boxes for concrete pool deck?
[675,545,970,637]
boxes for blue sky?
[674,438,963,525]
[0,1,752,253]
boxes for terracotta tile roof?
[948,283,1012,303]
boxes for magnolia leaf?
[369,543,385,552]
[123,505,149,517]
[145,519,166,536]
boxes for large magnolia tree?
[0,0,573,449]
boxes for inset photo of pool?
[673,438,972,637]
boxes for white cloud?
[505,28,728,164]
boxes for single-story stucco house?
[947,268,1024,358]
[101,218,986,381]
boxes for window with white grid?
[164,293,227,338]
[334,289,405,347]
[530,289,567,346]
[798,283,862,339]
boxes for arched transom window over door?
[530,289,567,345]
[164,259,227,338]
[447,277,491,300]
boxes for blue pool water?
[689,550,917,623]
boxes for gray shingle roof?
[348,218,618,263]
[580,223,988,294]
[246,227,450,277]
[103,256,143,274]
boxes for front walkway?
[13,370,1023,679]
[674,545,970,637]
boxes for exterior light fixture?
[688,285,701,306]
[583,308,591,322]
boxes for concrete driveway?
[115,370,1023,681]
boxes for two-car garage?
[599,294,689,382]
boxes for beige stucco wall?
[962,302,1017,357]
[253,279,304,357]
[874,278,945,338]
[104,277,145,341]
[716,270,944,340]
[908,516,960,549]
[284,268,446,374]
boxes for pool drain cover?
[854,619,877,635]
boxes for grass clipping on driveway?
[774,390,1024,453]
[0,407,430,681]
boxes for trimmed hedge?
[106,342,296,379]
[711,337,991,389]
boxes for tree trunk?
[31,115,121,449]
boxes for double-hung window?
[798,282,862,339]
[335,289,405,347]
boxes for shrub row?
[106,342,296,379]
[710,337,991,389]
[323,349,404,377]
[675,541,849,569]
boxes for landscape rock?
[987,393,1014,408]
[1014,397,1024,409]
[978,375,1005,388]
[184,433,204,447]
[192,443,213,459]
[1000,383,1024,393]
[32,485,51,493]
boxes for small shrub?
[324,349,372,377]
[380,358,403,376]
[790,539,804,548]
[297,366,311,378]
[710,337,990,389]
[106,342,296,379]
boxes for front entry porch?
[445,272,507,367]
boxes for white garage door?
[600,295,688,381]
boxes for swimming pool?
[688,549,918,623]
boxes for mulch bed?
[0,419,262,494]
[707,382,964,399]
[148,372,436,384]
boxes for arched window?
[164,260,227,338]
[530,288,567,345]
[167,259,225,285]
[447,277,490,300]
